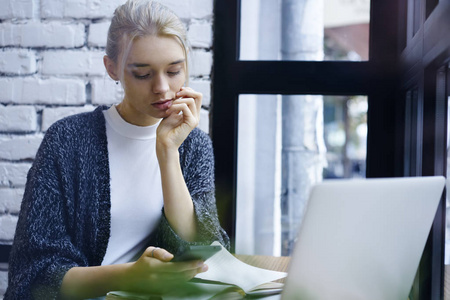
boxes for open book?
[106,242,287,299]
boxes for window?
[240,0,371,61]
[213,0,450,298]
[236,94,368,255]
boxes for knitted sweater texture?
[5,106,230,299]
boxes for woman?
[5,1,230,299]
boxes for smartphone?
[172,245,221,262]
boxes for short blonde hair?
[106,0,189,81]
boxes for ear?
[103,55,120,81]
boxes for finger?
[171,97,197,119]
[160,112,184,129]
[199,263,208,273]
[166,103,198,127]
[157,268,198,282]
[162,260,206,273]
[143,247,174,262]
[176,87,202,112]
[178,263,208,280]
[180,268,201,281]
[176,87,202,100]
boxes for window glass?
[323,95,367,178]
[236,94,368,256]
[446,64,450,264]
[240,0,371,61]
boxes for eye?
[168,70,181,77]
[133,73,151,80]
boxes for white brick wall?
[0,21,85,48]
[42,50,106,76]
[188,21,212,48]
[0,105,37,132]
[159,0,213,19]
[0,135,43,160]
[0,188,23,214]
[0,162,31,187]
[42,105,96,131]
[0,78,86,105]
[189,50,213,77]
[0,268,6,296]
[0,0,37,19]
[0,0,214,295]
[88,21,110,47]
[190,79,211,107]
[91,78,124,105]
[41,0,125,19]
[0,215,18,241]
[0,50,36,75]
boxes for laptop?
[282,176,446,300]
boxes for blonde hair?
[106,0,189,82]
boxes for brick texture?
[0,215,18,241]
[42,50,106,76]
[188,21,212,48]
[42,105,95,131]
[0,269,6,296]
[41,0,125,19]
[0,21,85,48]
[0,50,36,75]
[0,188,24,214]
[0,135,43,160]
[88,21,110,47]
[0,77,86,105]
[0,162,31,187]
[0,0,36,19]
[0,105,37,132]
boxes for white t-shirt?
[101,105,164,266]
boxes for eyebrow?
[128,59,185,68]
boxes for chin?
[150,110,169,120]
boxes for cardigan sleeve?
[5,126,89,300]
[149,129,230,255]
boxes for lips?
[152,99,173,111]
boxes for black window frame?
[211,0,450,299]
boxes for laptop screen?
[282,176,445,300]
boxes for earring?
[115,81,119,85]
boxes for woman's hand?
[155,87,202,241]
[121,246,208,294]
[60,246,208,299]
[156,87,202,153]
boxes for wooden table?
[445,265,450,299]
[234,254,290,273]
[235,254,289,284]
[104,256,450,299]
[238,255,450,299]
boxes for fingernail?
[164,253,173,260]
[201,264,208,272]
[197,261,204,267]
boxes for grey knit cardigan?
[5,106,230,299]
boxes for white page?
[195,242,287,293]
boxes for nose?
[152,73,169,95]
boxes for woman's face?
[116,35,187,126]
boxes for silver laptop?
[282,176,446,300]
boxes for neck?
[116,101,160,127]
